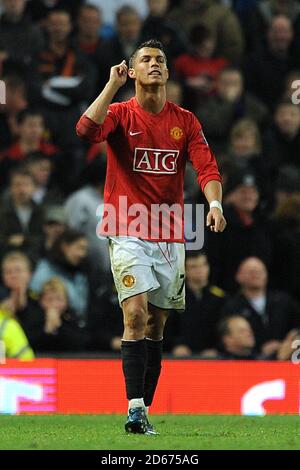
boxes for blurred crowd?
[0,0,300,360]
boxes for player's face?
[130,47,169,86]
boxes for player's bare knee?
[146,315,167,339]
[124,306,148,334]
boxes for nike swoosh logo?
[129,131,143,136]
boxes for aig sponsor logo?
[133,147,179,174]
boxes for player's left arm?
[203,180,227,233]
[187,112,226,233]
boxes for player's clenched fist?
[109,60,128,88]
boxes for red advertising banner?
[0,359,299,415]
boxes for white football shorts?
[109,236,185,310]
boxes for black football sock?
[144,338,163,407]
[121,339,147,401]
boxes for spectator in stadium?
[85,0,149,32]
[216,314,262,359]
[0,308,34,360]
[167,0,244,63]
[30,229,89,328]
[25,0,83,24]
[228,119,262,169]
[222,257,300,355]
[29,277,87,352]
[0,168,44,262]
[173,24,228,110]
[250,0,300,52]
[0,251,41,349]
[164,250,226,357]
[207,170,272,292]
[0,109,60,188]
[64,155,110,276]
[196,67,269,153]
[97,5,143,99]
[42,205,67,258]
[74,4,108,94]
[0,0,44,77]
[88,282,123,352]
[227,119,270,203]
[244,15,300,108]
[105,6,143,62]
[269,193,300,302]
[25,153,63,207]
[216,313,300,360]
[141,0,186,63]
[31,10,96,151]
[0,75,28,151]
[166,80,183,105]
[262,100,300,176]
[228,0,262,54]
[273,165,300,207]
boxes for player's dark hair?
[129,39,167,68]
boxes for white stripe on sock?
[129,398,145,410]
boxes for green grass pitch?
[0,415,299,450]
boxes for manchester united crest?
[170,127,183,140]
[122,274,136,288]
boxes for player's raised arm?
[83,60,128,124]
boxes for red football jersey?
[76,97,221,242]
